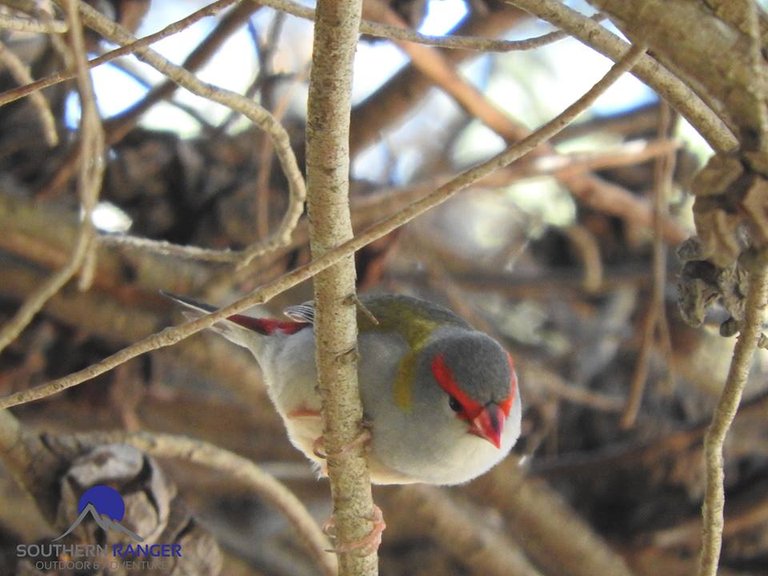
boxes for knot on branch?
[16,439,222,575]
[678,153,768,344]
[55,444,175,546]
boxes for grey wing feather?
[284,302,315,323]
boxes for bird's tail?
[161,290,269,353]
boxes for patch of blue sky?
[74,0,677,156]
[353,0,467,103]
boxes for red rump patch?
[228,314,309,335]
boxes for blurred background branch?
[0,1,767,575]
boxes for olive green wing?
[360,294,472,411]
[284,296,471,408]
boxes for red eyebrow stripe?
[501,352,517,416]
[431,354,483,419]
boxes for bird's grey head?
[414,329,517,448]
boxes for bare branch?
[390,486,545,576]
[621,103,676,429]
[305,0,379,571]
[0,0,239,108]
[698,261,768,575]
[58,0,306,268]
[0,12,67,33]
[0,40,58,145]
[0,42,647,412]
[508,0,738,153]
[467,461,635,576]
[0,0,104,354]
[256,0,603,52]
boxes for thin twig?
[97,137,683,269]
[63,0,305,268]
[0,0,577,110]
[621,102,676,429]
[65,0,103,291]
[0,42,647,409]
[537,367,625,412]
[362,12,607,52]
[256,0,604,52]
[105,0,257,142]
[33,0,248,201]
[0,229,93,355]
[0,40,58,145]
[252,13,292,239]
[217,10,286,132]
[0,0,104,354]
[563,225,603,292]
[506,0,738,154]
[0,12,68,33]
[99,56,219,130]
[367,0,689,249]
[0,0,240,108]
[697,261,768,575]
[548,138,680,177]
[364,0,530,142]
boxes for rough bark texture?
[305,0,378,574]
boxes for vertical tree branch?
[305,0,377,575]
[621,103,675,429]
[698,261,768,576]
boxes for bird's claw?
[312,424,372,461]
[324,504,386,556]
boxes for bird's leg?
[314,420,382,554]
[323,504,386,556]
[312,420,372,460]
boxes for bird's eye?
[448,396,462,413]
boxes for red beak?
[470,403,505,449]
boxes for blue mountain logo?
[53,485,143,543]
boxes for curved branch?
[0,0,104,355]
[58,0,306,268]
[508,0,738,154]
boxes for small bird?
[165,293,521,485]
